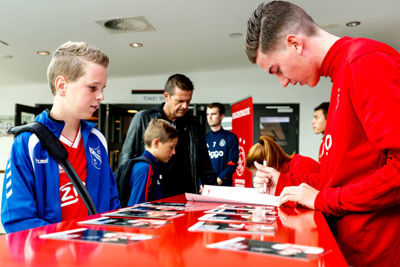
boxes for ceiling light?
[228,32,243,38]
[0,54,13,59]
[346,21,361,27]
[37,51,50,56]
[129,42,143,48]
[128,109,138,114]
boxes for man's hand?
[217,178,223,185]
[253,161,280,195]
[278,183,319,209]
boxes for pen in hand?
[263,160,269,194]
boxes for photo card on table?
[188,221,275,235]
[40,228,156,245]
[207,237,325,261]
[78,217,170,229]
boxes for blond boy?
[123,118,178,206]
[1,41,120,233]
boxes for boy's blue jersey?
[127,150,161,206]
[1,111,120,233]
[205,128,239,186]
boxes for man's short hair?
[314,102,330,119]
[207,102,225,115]
[164,74,194,95]
[245,1,317,63]
[47,41,109,95]
[144,118,179,148]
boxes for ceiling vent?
[96,16,155,33]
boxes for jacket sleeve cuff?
[314,187,344,216]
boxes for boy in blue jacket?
[127,118,178,206]
[1,41,120,233]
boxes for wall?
[0,66,332,169]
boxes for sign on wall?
[131,89,164,104]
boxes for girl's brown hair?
[246,135,294,171]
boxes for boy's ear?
[55,75,67,96]
[152,138,160,148]
[286,34,304,55]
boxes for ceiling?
[0,0,399,87]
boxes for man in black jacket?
[119,74,217,197]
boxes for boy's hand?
[278,183,319,209]
[253,161,280,195]
[217,178,223,185]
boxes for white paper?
[185,185,278,206]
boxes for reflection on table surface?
[0,194,348,267]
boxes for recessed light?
[0,54,13,59]
[346,21,361,27]
[127,109,138,113]
[37,51,50,56]
[129,42,143,48]
[228,32,243,38]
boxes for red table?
[0,195,348,267]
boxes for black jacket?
[119,103,217,196]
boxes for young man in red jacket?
[246,1,400,266]
[312,102,329,163]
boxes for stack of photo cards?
[205,205,277,217]
[218,204,276,212]
[207,237,325,261]
[138,201,199,212]
[126,204,186,212]
[40,228,156,245]
[102,202,187,220]
[102,209,184,220]
[78,217,170,229]
[198,213,276,225]
[189,221,275,235]
[189,203,277,235]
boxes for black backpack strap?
[8,122,98,215]
[114,156,155,208]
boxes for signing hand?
[253,161,280,195]
[279,183,319,209]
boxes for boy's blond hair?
[144,119,178,148]
[47,41,109,95]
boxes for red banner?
[231,97,253,187]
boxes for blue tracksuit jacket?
[206,128,239,186]
[1,111,120,233]
[127,150,161,206]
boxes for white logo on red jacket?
[320,134,333,158]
